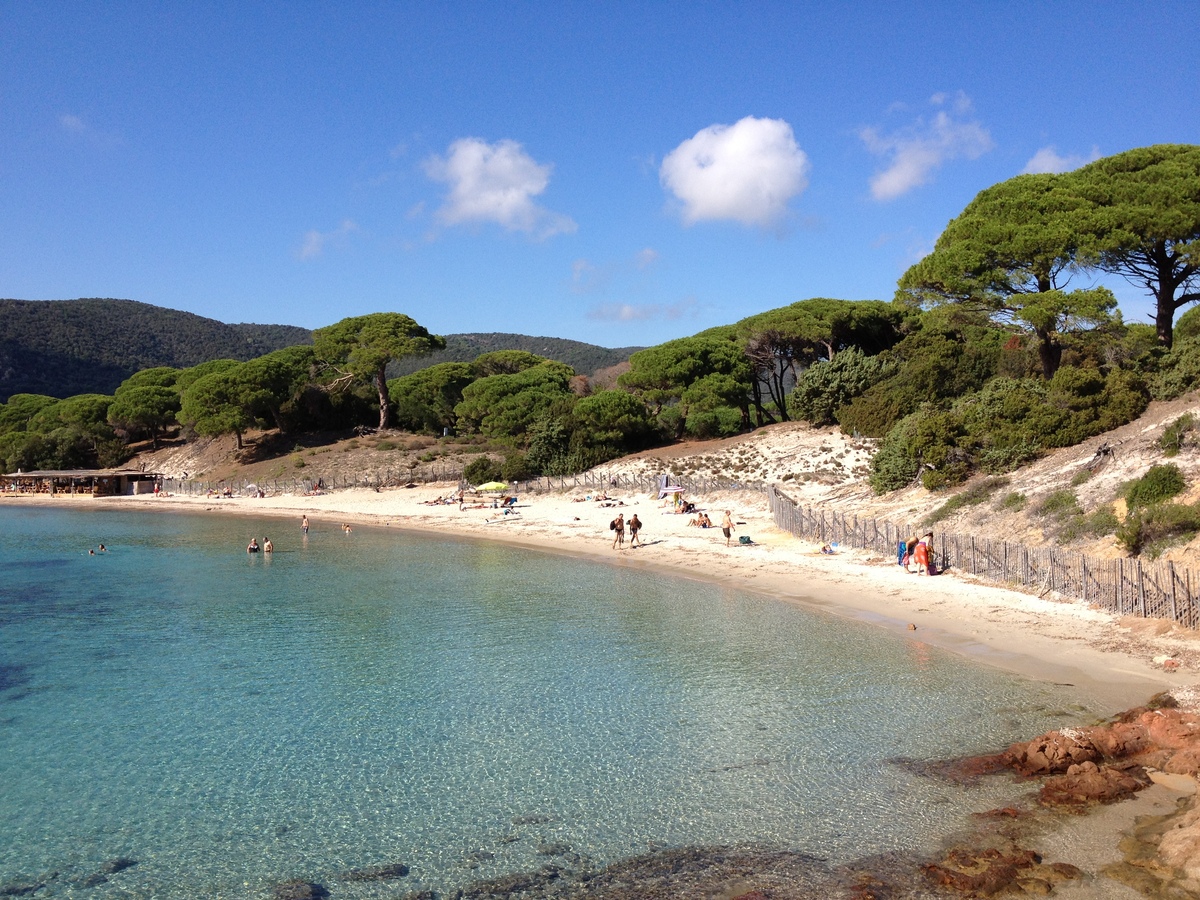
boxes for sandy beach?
[10,482,1200,896]
[18,481,1193,713]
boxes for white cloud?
[587,297,698,323]
[59,113,87,133]
[635,247,659,269]
[297,219,358,260]
[1021,145,1101,174]
[860,93,994,201]
[660,116,809,227]
[423,137,576,239]
[570,258,610,295]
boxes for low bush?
[1057,507,1120,543]
[463,455,501,485]
[998,492,1027,512]
[1070,469,1093,487]
[924,477,1009,525]
[1116,502,1200,557]
[1122,464,1186,510]
[1035,490,1082,520]
[1159,414,1196,457]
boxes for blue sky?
[2,2,1197,348]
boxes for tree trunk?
[376,366,390,431]
[1157,292,1177,350]
[234,430,243,450]
[1036,328,1062,380]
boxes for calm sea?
[0,505,1090,898]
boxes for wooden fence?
[509,471,767,496]
[767,485,1200,627]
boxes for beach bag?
[609,520,617,531]
[739,535,752,545]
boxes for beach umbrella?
[476,481,509,491]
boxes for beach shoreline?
[7,483,1190,714]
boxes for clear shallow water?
[0,505,1090,898]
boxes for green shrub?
[501,452,533,482]
[684,406,743,439]
[1122,464,1186,510]
[1035,489,1082,520]
[1151,334,1200,400]
[924,477,1009,525]
[1159,414,1196,457]
[1070,469,1093,487]
[791,348,896,427]
[376,439,397,451]
[292,454,305,469]
[463,455,502,485]
[998,492,1027,511]
[1057,507,1120,543]
[1117,502,1200,557]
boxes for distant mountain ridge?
[0,299,643,402]
[387,332,644,379]
[0,298,314,402]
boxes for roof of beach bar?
[3,469,163,479]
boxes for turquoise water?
[0,506,1088,898]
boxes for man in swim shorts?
[611,513,625,550]
[628,513,642,548]
[722,511,735,547]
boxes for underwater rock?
[99,857,137,875]
[270,879,329,900]
[343,862,410,881]
[922,846,1081,896]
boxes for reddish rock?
[1141,709,1200,751]
[1003,730,1101,776]
[1163,749,1200,776]
[1085,721,1152,758]
[1039,763,1149,807]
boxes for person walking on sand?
[611,513,625,550]
[628,513,642,548]
[722,511,735,547]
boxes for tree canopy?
[1070,144,1200,348]
[313,313,445,430]
[897,173,1115,378]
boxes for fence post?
[1169,561,1179,624]
[1137,560,1147,618]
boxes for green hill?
[0,299,642,401]
[388,332,643,378]
[0,298,313,401]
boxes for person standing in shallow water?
[301,515,309,535]
[628,513,642,548]
[611,513,625,550]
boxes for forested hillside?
[387,332,642,378]
[0,298,312,401]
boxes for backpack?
[609,520,617,531]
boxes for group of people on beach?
[610,512,642,550]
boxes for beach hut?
[2,468,164,497]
